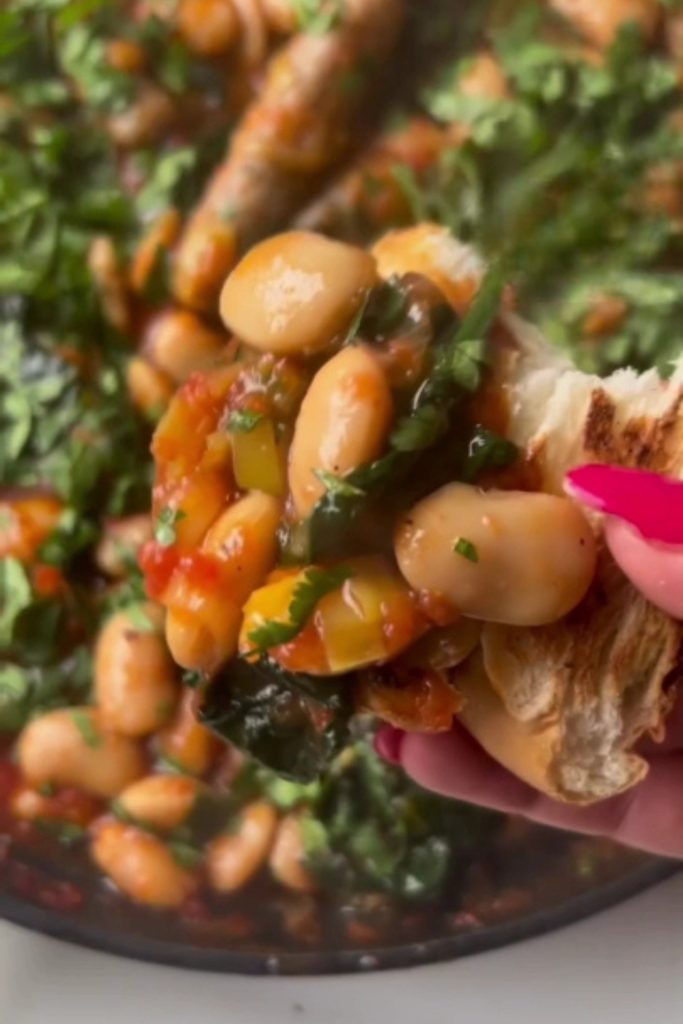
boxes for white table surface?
[1,872,682,1022]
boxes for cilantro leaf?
[182,669,206,689]
[169,840,203,869]
[0,664,31,732]
[70,709,101,749]
[390,403,449,453]
[453,537,478,562]
[313,469,365,497]
[248,565,353,653]
[461,426,518,482]
[292,0,344,35]
[0,557,32,648]
[154,506,186,547]
[227,409,265,433]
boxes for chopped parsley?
[125,603,156,632]
[314,469,365,497]
[182,669,206,689]
[36,820,87,846]
[0,558,32,649]
[394,6,683,375]
[169,840,204,869]
[461,426,518,482]
[248,565,353,654]
[70,709,101,749]
[292,0,344,36]
[453,538,479,563]
[227,409,265,433]
[154,507,186,547]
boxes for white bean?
[116,774,201,831]
[288,345,393,518]
[95,604,179,737]
[91,821,195,908]
[18,708,146,799]
[269,815,317,893]
[220,231,378,356]
[206,801,278,892]
[395,483,597,627]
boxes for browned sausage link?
[296,117,450,241]
[171,0,404,312]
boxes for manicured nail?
[374,725,405,765]
[565,464,683,545]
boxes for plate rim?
[0,859,678,975]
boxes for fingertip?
[374,725,405,765]
[606,518,683,619]
[400,725,535,813]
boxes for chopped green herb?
[227,409,265,434]
[37,507,97,568]
[451,337,487,392]
[110,798,137,825]
[408,13,683,375]
[70,709,101,749]
[0,557,32,648]
[292,0,344,36]
[248,565,353,653]
[156,753,190,776]
[37,819,87,846]
[169,840,204,869]
[313,469,365,497]
[453,538,479,563]
[154,506,186,547]
[125,602,156,632]
[462,426,518,482]
[341,291,371,345]
[0,664,30,732]
[182,669,206,689]
[390,404,449,453]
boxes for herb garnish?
[248,565,353,654]
[70,709,101,749]
[154,507,186,547]
[292,0,344,35]
[227,409,265,433]
[169,840,203,869]
[313,470,365,497]
[408,8,683,375]
[182,669,206,690]
[453,538,479,562]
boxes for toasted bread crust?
[466,313,683,803]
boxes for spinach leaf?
[301,741,500,900]
[461,425,518,482]
[200,659,354,782]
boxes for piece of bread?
[467,310,683,803]
[374,225,683,803]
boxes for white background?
[1,872,682,1022]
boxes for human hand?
[378,465,683,858]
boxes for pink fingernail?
[374,726,405,764]
[565,464,683,545]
